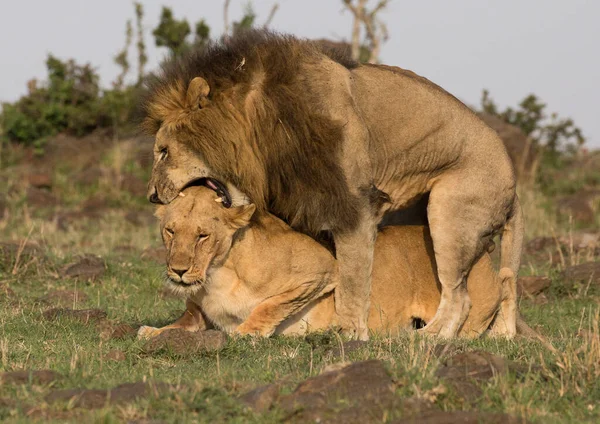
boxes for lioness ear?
[186,77,210,109]
[154,205,167,221]
[227,204,256,230]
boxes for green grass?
[0,150,599,423]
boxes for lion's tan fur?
[143,30,523,339]
[138,187,517,339]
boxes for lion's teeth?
[178,192,186,197]
[214,198,223,203]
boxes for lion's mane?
[143,30,364,235]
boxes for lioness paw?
[137,325,161,340]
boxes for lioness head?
[155,185,256,295]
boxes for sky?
[1,0,599,147]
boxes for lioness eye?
[165,228,174,237]
[198,234,209,242]
[159,147,168,161]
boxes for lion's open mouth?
[182,178,232,208]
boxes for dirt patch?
[43,308,107,324]
[27,171,52,189]
[26,186,58,208]
[239,382,282,413]
[38,289,88,307]
[104,349,126,362]
[143,329,227,356]
[393,410,523,424]
[517,276,551,297]
[280,360,404,423]
[562,262,600,286]
[1,369,61,385]
[61,254,105,281]
[45,381,170,409]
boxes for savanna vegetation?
[0,1,598,422]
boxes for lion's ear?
[227,204,256,230]
[154,205,167,221]
[186,77,210,109]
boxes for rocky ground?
[0,132,599,423]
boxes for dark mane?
[144,29,362,235]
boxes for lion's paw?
[137,325,161,340]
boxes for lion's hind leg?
[137,298,209,340]
[488,268,517,338]
[420,176,512,339]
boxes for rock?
[141,247,167,264]
[108,323,138,340]
[0,241,44,273]
[104,349,126,362]
[562,262,600,285]
[393,410,523,424]
[143,329,227,356]
[62,255,105,281]
[43,308,107,325]
[45,382,169,409]
[26,186,58,208]
[517,276,551,297]
[38,289,88,307]
[280,360,398,423]
[27,172,52,189]
[0,370,61,385]
[435,351,540,403]
[239,383,281,413]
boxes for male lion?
[138,186,524,340]
[143,30,523,339]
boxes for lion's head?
[155,185,256,296]
[143,30,360,234]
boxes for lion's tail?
[500,194,524,286]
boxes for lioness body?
[144,31,523,339]
[140,187,515,339]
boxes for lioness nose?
[172,268,188,278]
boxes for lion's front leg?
[235,279,333,337]
[137,298,211,340]
[333,211,378,341]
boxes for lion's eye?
[159,147,168,161]
[198,234,209,242]
[165,228,174,237]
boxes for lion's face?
[156,186,256,296]
[147,126,214,205]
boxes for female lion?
[139,186,527,339]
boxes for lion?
[142,30,523,339]
[138,186,526,340]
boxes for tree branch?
[263,2,279,28]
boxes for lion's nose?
[148,187,161,204]
[172,268,188,278]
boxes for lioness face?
[156,186,256,295]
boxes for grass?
[0,141,599,423]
